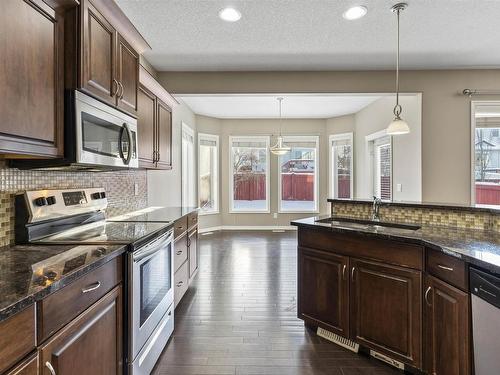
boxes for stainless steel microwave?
[11,90,138,170]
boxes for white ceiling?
[116,0,500,72]
[176,94,383,118]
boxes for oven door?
[75,91,138,168]
[130,230,174,360]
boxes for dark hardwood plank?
[153,231,400,375]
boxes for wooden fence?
[476,182,500,205]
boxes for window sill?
[199,210,220,216]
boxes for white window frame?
[181,122,196,208]
[229,135,270,213]
[470,100,500,206]
[329,133,354,199]
[278,135,319,214]
[365,129,393,201]
[198,133,219,215]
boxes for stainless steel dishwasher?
[470,267,500,375]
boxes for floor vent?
[317,328,359,353]
[369,349,405,370]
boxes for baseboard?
[199,225,297,234]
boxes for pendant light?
[386,3,410,135]
[270,97,291,155]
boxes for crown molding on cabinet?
[139,65,179,109]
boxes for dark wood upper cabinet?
[137,85,173,170]
[40,286,123,375]
[80,0,116,105]
[138,85,156,168]
[156,99,173,169]
[298,247,350,337]
[350,258,422,368]
[116,34,139,115]
[0,0,72,158]
[424,275,470,375]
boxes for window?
[330,133,353,199]
[230,136,270,212]
[367,131,392,201]
[472,102,500,206]
[278,136,319,212]
[198,133,219,214]
[181,123,196,207]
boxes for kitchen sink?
[315,217,421,231]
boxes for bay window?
[230,136,270,212]
[330,133,353,199]
[198,133,219,214]
[278,136,319,212]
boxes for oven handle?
[119,122,133,165]
[133,231,173,263]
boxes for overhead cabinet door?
[116,34,139,115]
[156,99,173,169]
[81,0,117,105]
[137,85,156,168]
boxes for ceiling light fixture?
[219,7,241,22]
[270,98,291,156]
[386,3,410,136]
[342,5,368,20]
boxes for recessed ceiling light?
[219,7,242,22]
[343,5,368,20]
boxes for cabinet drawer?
[188,212,198,230]
[174,261,189,308]
[426,248,467,291]
[5,353,38,375]
[0,306,36,374]
[38,256,122,342]
[174,216,188,239]
[174,236,188,272]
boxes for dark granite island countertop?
[292,215,500,275]
[0,243,126,322]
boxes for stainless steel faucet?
[372,196,382,221]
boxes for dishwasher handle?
[470,267,500,309]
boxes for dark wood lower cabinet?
[40,286,123,375]
[350,258,422,367]
[298,247,349,337]
[424,275,470,375]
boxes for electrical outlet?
[396,183,402,192]
[134,183,139,196]
[273,213,278,219]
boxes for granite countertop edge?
[0,245,127,323]
[291,216,500,275]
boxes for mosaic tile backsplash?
[331,202,500,232]
[0,161,147,246]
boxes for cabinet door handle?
[112,78,119,97]
[342,264,347,280]
[351,267,356,282]
[437,264,454,271]
[45,361,56,375]
[425,286,432,306]
[176,250,183,255]
[118,81,124,99]
[176,281,184,287]
[82,281,101,294]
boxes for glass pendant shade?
[387,116,410,135]
[270,136,291,155]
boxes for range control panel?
[22,188,108,223]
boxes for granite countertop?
[0,243,127,322]
[327,198,500,214]
[292,215,500,275]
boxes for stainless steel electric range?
[15,188,175,375]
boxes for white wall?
[147,100,196,207]
[354,95,422,201]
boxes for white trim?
[277,135,319,213]
[200,226,297,233]
[470,100,500,206]
[365,129,393,201]
[198,133,220,215]
[329,132,354,199]
[181,122,196,208]
[229,135,271,213]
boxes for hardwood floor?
[153,231,401,375]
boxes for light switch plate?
[134,183,139,196]
[396,183,402,192]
